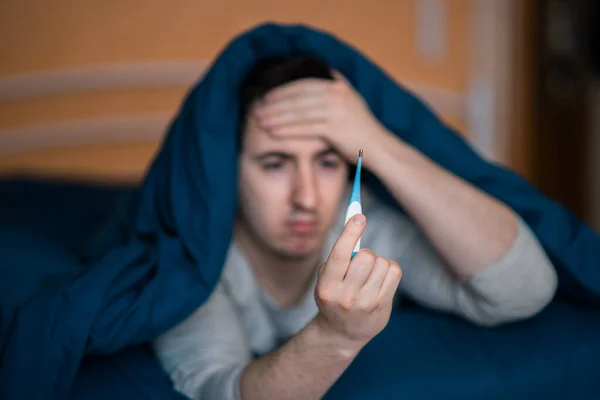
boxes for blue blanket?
[1,23,600,399]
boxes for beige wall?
[0,0,473,182]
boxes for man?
[153,56,558,400]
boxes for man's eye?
[321,159,341,169]
[262,162,284,170]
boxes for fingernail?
[354,214,365,225]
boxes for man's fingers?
[377,261,402,302]
[320,214,366,283]
[339,250,376,306]
[255,90,329,131]
[359,256,390,300]
[268,122,328,138]
[263,79,332,101]
[258,105,328,129]
[258,92,327,115]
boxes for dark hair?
[237,56,334,148]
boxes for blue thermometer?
[344,149,363,259]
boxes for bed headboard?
[0,61,466,184]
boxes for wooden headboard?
[0,61,467,184]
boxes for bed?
[1,174,600,399]
[1,23,600,400]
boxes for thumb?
[319,214,367,283]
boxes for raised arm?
[365,132,521,278]
[254,71,534,279]
[253,72,558,326]
[362,203,558,327]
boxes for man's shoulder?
[171,244,264,325]
[219,243,262,307]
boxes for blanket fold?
[1,22,599,399]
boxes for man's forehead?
[243,119,334,156]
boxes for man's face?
[237,105,349,259]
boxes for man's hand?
[314,213,402,353]
[237,214,401,400]
[254,71,390,164]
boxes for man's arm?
[152,283,250,400]
[154,216,401,399]
[365,132,520,278]
[256,75,519,279]
[153,283,358,400]
[242,214,401,399]
[153,285,357,400]
[255,74,556,324]
[239,318,359,400]
[365,203,557,326]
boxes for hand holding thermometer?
[344,149,363,259]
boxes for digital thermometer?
[344,149,363,259]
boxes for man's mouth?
[287,220,318,234]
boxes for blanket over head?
[1,22,599,400]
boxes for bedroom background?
[0,0,598,232]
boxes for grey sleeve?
[397,218,558,326]
[152,283,251,400]
[364,205,558,327]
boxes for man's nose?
[292,167,318,211]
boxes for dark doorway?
[527,0,597,224]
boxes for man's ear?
[331,69,350,85]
